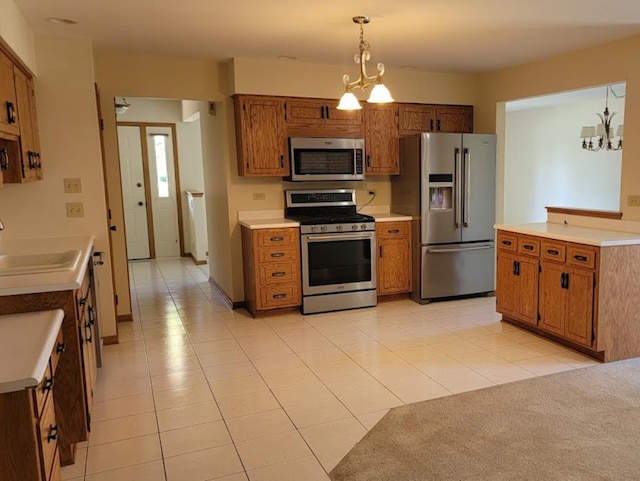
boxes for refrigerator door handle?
[463,148,470,227]
[427,245,494,253]
[454,148,462,228]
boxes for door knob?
[136,182,142,187]
[138,201,144,206]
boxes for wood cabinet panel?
[518,236,540,256]
[567,245,596,269]
[497,231,518,252]
[364,104,399,175]
[376,221,411,295]
[398,104,435,135]
[256,228,298,247]
[14,69,41,182]
[285,98,362,137]
[434,106,473,133]
[37,395,58,481]
[496,243,538,326]
[0,51,19,136]
[233,95,288,176]
[541,240,566,262]
[565,267,594,346]
[538,262,565,336]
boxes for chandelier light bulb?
[579,86,624,152]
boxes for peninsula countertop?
[0,235,95,296]
[495,223,640,247]
[0,309,64,394]
[238,210,412,229]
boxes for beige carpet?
[330,359,640,481]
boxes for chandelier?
[579,86,624,152]
[336,16,394,111]
[115,97,131,116]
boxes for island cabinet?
[496,226,640,362]
[233,95,288,177]
[376,221,412,296]
[0,263,98,465]
[363,103,399,175]
[241,226,302,317]
[284,98,363,137]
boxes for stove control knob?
[360,224,367,230]
[310,226,317,232]
[336,225,343,231]
[321,225,328,232]
[352,224,358,231]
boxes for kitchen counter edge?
[239,214,412,229]
[495,223,640,247]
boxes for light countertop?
[0,310,64,394]
[238,209,411,229]
[371,213,413,222]
[495,223,640,247]
[0,235,95,296]
[239,218,300,229]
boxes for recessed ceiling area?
[13,0,640,73]
[506,83,627,112]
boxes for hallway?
[62,257,598,481]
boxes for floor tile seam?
[84,433,165,479]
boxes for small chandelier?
[579,86,624,152]
[336,16,394,111]
[115,97,131,116]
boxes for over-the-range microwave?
[288,137,365,182]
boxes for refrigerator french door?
[394,133,496,302]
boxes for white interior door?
[146,127,180,257]
[117,126,150,260]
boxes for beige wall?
[0,34,116,336]
[475,33,640,221]
[0,0,36,72]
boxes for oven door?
[301,232,376,295]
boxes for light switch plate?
[628,195,640,207]
[253,192,266,200]
[66,202,84,217]
[64,178,83,194]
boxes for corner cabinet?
[0,48,43,184]
[0,259,99,466]
[363,104,399,175]
[241,226,302,316]
[376,221,412,295]
[233,95,288,177]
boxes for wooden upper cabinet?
[434,106,473,133]
[14,69,41,182]
[363,103,399,175]
[233,95,288,177]
[398,104,435,135]
[285,98,362,137]
[0,51,19,136]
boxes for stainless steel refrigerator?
[391,133,496,302]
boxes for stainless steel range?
[285,189,377,315]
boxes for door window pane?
[152,135,169,198]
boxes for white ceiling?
[13,0,640,73]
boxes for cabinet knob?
[6,101,16,124]
[56,342,66,354]
[270,252,285,258]
[272,293,287,299]
[42,376,55,392]
[47,425,59,443]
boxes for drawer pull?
[56,342,66,354]
[574,254,588,262]
[270,236,285,242]
[47,425,59,443]
[88,305,96,326]
[272,293,287,299]
[42,377,55,392]
[271,271,286,277]
[523,244,534,251]
[547,249,559,255]
[79,296,88,306]
[270,252,285,258]
[388,229,400,234]
[501,240,512,246]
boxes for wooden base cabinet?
[241,227,301,316]
[376,221,411,296]
[0,327,64,481]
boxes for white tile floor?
[62,257,600,481]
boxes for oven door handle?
[306,233,374,241]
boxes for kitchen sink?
[0,250,82,276]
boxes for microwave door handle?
[463,148,470,228]
[454,148,462,228]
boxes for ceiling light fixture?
[115,97,131,116]
[579,85,624,152]
[337,16,393,111]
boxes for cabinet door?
[13,69,39,182]
[539,262,565,336]
[565,267,594,347]
[324,99,363,127]
[435,106,473,133]
[364,104,399,175]
[398,104,435,135]
[0,51,19,136]
[495,252,517,316]
[234,96,288,176]
[285,98,325,126]
[377,228,411,295]
[514,256,539,326]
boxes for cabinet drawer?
[33,360,54,417]
[38,394,58,481]
[377,222,410,238]
[259,262,298,285]
[256,228,298,247]
[257,245,299,263]
[50,328,64,375]
[541,241,566,263]
[567,245,596,269]
[518,236,540,257]
[497,232,517,251]
[259,284,301,309]
[49,448,61,481]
